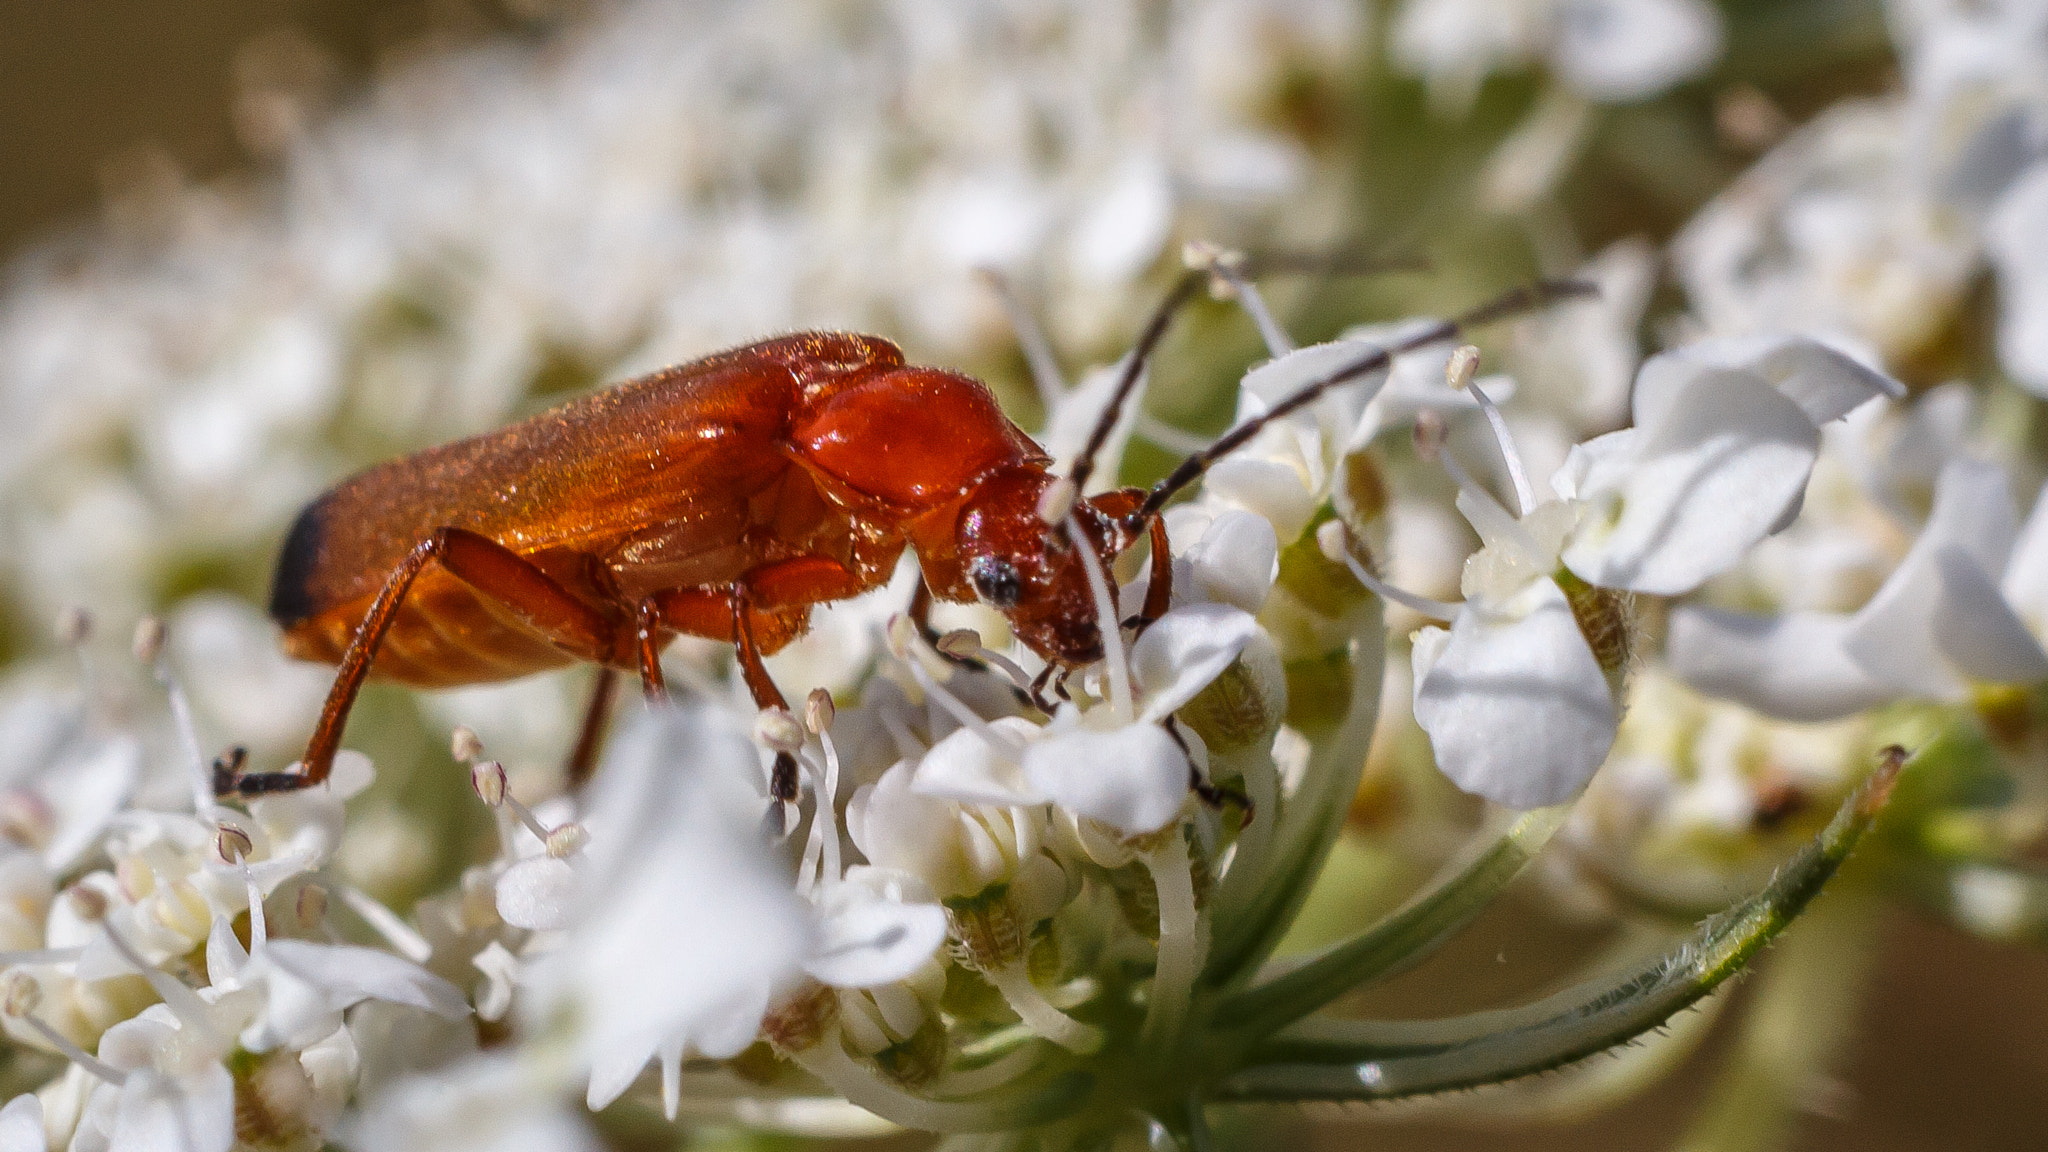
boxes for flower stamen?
[1445,344,1536,516]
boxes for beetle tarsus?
[210,746,248,797]
[770,751,800,803]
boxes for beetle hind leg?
[221,527,617,797]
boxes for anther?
[5,969,125,1085]
[1413,410,1447,462]
[470,760,508,808]
[0,791,55,851]
[53,606,91,648]
[131,616,167,665]
[3,971,41,1018]
[1445,344,1481,391]
[215,823,255,865]
[1037,477,1078,525]
[804,687,836,735]
[936,629,983,659]
[451,726,485,764]
[544,822,589,859]
[754,708,806,755]
[295,884,329,930]
[1315,520,1351,566]
[65,884,108,923]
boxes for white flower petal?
[1987,162,2048,394]
[0,1095,43,1152]
[1564,368,1818,594]
[1551,0,1723,102]
[1412,580,1617,809]
[1633,335,1902,429]
[1844,458,2021,696]
[1022,725,1188,835]
[804,885,947,989]
[911,720,1042,808]
[1131,603,1259,722]
[1667,607,1899,721]
[495,857,579,932]
[1933,549,2048,684]
[532,702,810,1079]
[111,1068,233,1152]
[2002,479,2048,631]
[1185,510,1279,614]
[39,735,138,873]
[264,939,471,1020]
[1202,455,1319,541]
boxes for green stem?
[1205,597,1385,987]
[1211,748,1905,1102]
[1670,879,1883,1152]
[1212,805,1569,1032]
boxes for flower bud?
[753,709,805,754]
[544,822,589,859]
[131,616,167,664]
[450,726,484,763]
[471,760,508,807]
[804,688,836,735]
[1556,569,1634,681]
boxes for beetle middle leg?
[222,527,617,796]
[562,666,621,790]
[642,558,868,809]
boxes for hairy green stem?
[1211,748,1904,1102]
[1213,805,1569,1031]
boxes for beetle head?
[947,469,1142,668]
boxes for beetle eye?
[967,557,1023,610]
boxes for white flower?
[346,1053,601,1152]
[1673,457,2048,716]
[1411,497,1619,809]
[1556,335,1903,595]
[204,918,468,1055]
[1675,101,1979,369]
[1392,0,1721,111]
[0,1094,44,1152]
[1988,163,2048,393]
[523,702,811,1114]
[906,604,1255,837]
[1411,334,1896,807]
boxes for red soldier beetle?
[219,266,1589,805]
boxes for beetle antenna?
[1066,269,1203,497]
[1135,279,1598,519]
[1068,243,1429,500]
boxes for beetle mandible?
[217,271,1587,800]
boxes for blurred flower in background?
[0,1,2043,1150]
